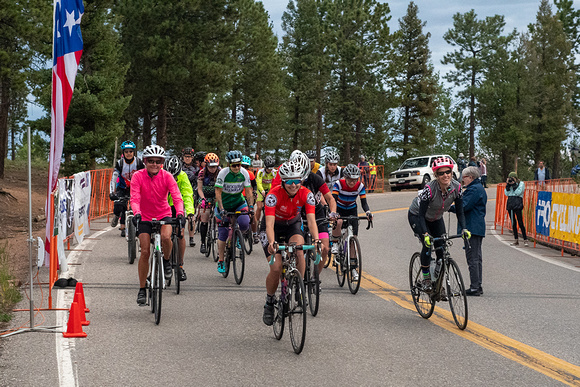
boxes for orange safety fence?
[494,178,580,255]
[357,165,384,193]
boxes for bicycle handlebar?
[267,243,319,265]
[432,233,471,249]
[333,215,373,230]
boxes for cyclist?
[130,145,185,305]
[255,156,277,231]
[214,150,254,274]
[330,164,373,281]
[241,155,259,242]
[262,160,321,326]
[164,156,195,281]
[181,147,197,246]
[109,141,144,237]
[197,153,221,254]
[317,150,342,190]
[306,150,321,174]
[407,156,470,292]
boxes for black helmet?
[305,150,316,160]
[194,151,206,162]
[264,156,275,168]
[182,147,194,157]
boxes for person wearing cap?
[505,171,528,246]
[457,153,467,174]
[368,157,377,193]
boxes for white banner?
[73,172,91,244]
[56,180,70,271]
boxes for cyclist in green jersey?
[164,156,195,281]
[214,150,254,273]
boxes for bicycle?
[302,220,325,316]
[117,195,139,265]
[270,242,314,354]
[242,225,254,255]
[142,218,181,325]
[221,211,250,285]
[167,223,182,294]
[409,233,469,330]
[198,201,216,259]
[332,215,373,294]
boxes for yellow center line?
[360,273,580,386]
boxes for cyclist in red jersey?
[261,160,321,326]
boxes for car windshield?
[400,157,429,169]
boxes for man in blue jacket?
[451,166,487,296]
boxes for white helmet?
[289,150,311,179]
[278,160,305,181]
[325,150,340,164]
[142,144,166,159]
[343,164,361,179]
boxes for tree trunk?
[552,151,560,179]
[157,97,168,148]
[143,110,152,147]
[293,96,299,150]
[469,68,476,158]
[0,77,10,179]
[10,124,15,160]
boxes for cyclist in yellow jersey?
[255,156,277,240]
[369,156,377,193]
[306,150,321,174]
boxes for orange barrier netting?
[494,178,580,255]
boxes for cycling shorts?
[338,207,359,236]
[260,220,303,257]
[137,217,173,236]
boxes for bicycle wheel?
[211,219,218,262]
[288,272,307,354]
[232,229,246,285]
[172,235,180,295]
[335,246,346,287]
[153,251,164,324]
[307,263,320,316]
[446,259,468,330]
[127,216,137,264]
[273,297,285,340]
[409,252,435,319]
[346,236,362,294]
[204,222,212,258]
[243,229,253,255]
[222,245,231,279]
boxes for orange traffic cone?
[62,302,87,338]
[73,292,90,326]
[74,282,90,313]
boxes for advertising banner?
[74,172,91,244]
[549,192,580,244]
[535,191,552,237]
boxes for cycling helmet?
[142,144,166,160]
[121,140,136,150]
[278,160,305,181]
[182,147,194,157]
[241,155,252,167]
[305,150,317,160]
[226,150,243,164]
[194,151,207,162]
[164,156,182,177]
[204,152,220,167]
[325,150,340,164]
[432,156,454,172]
[343,164,361,179]
[289,150,311,179]
[264,156,275,168]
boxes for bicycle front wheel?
[446,259,468,330]
[288,272,307,354]
[346,236,362,294]
[211,219,218,262]
[172,235,180,295]
[204,221,212,258]
[243,229,253,255]
[307,263,320,316]
[127,216,137,264]
[273,297,285,340]
[154,251,163,324]
[409,252,435,319]
[335,249,346,287]
[232,229,245,285]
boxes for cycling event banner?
[536,191,580,243]
[74,172,91,244]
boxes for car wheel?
[391,186,399,192]
[421,174,431,188]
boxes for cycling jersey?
[311,162,321,174]
[198,166,221,199]
[131,169,184,221]
[332,179,369,212]
[168,170,195,215]
[264,185,315,223]
[256,168,276,193]
[110,157,144,192]
[215,167,251,210]
[317,166,343,190]
[242,168,257,197]
[182,163,200,188]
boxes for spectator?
[454,166,487,296]
[505,172,528,247]
[457,153,467,174]
[479,158,488,188]
[534,161,550,182]
[357,156,370,187]
[368,156,377,193]
[252,154,263,170]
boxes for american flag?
[45,0,84,264]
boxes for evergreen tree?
[442,10,515,159]
[390,2,438,159]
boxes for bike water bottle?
[434,259,442,279]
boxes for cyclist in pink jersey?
[130,145,185,306]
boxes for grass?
[0,243,22,322]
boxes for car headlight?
[410,170,420,176]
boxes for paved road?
[1,188,580,386]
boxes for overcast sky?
[262,0,580,78]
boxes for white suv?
[388,155,459,191]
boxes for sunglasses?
[230,163,241,168]
[436,170,452,176]
[283,179,302,186]
[146,159,163,165]
[123,149,134,153]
